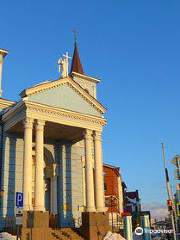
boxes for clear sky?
[1,0,180,218]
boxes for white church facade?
[0,44,108,232]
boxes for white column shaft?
[50,178,53,214]
[34,120,45,211]
[84,129,95,212]
[23,118,33,211]
[52,176,58,214]
[0,57,3,97]
[94,131,105,212]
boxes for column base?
[86,207,96,212]
[96,207,108,212]
[34,206,45,212]
[79,212,110,240]
[23,205,32,211]
[22,211,49,228]
[22,211,50,240]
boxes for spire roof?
[70,43,84,75]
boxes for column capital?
[23,117,34,129]
[83,129,93,139]
[35,119,45,131]
[93,130,102,141]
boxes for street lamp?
[108,195,118,232]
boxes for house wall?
[103,166,120,213]
[58,140,84,228]
[0,131,24,230]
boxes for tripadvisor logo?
[135,227,143,235]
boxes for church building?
[0,42,109,239]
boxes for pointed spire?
[70,41,84,75]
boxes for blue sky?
[1,0,180,214]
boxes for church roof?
[70,43,84,74]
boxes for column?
[23,117,34,211]
[123,215,133,240]
[94,131,105,212]
[50,176,58,214]
[140,215,151,240]
[84,129,96,212]
[0,55,3,97]
[50,178,53,213]
[34,119,45,211]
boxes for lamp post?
[108,195,118,232]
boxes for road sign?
[171,155,180,168]
[167,199,173,206]
[15,208,23,215]
[167,200,173,212]
[16,216,23,225]
[174,169,180,181]
[16,192,23,207]
[177,203,180,216]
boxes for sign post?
[15,192,23,240]
[177,203,180,217]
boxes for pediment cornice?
[20,77,106,114]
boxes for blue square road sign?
[16,192,23,207]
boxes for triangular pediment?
[20,77,106,117]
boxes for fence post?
[140,214,151,240]
[122,213,133,240]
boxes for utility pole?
[162,142,176,240]
[171,185,179,238]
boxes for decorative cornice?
[2,100,24,122]
[70,72,101,83]
[0,98,16,109]
[2,99,107,132]
[26,101,107,127]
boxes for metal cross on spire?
[73,28,78,45]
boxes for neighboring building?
[0,43,108,231]
[124,190,141,213]
[103,164,124,228]
[124,190,152,229]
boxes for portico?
[22,118,105,213]
[2,76,107,217]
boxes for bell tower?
[70,41,100,99]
